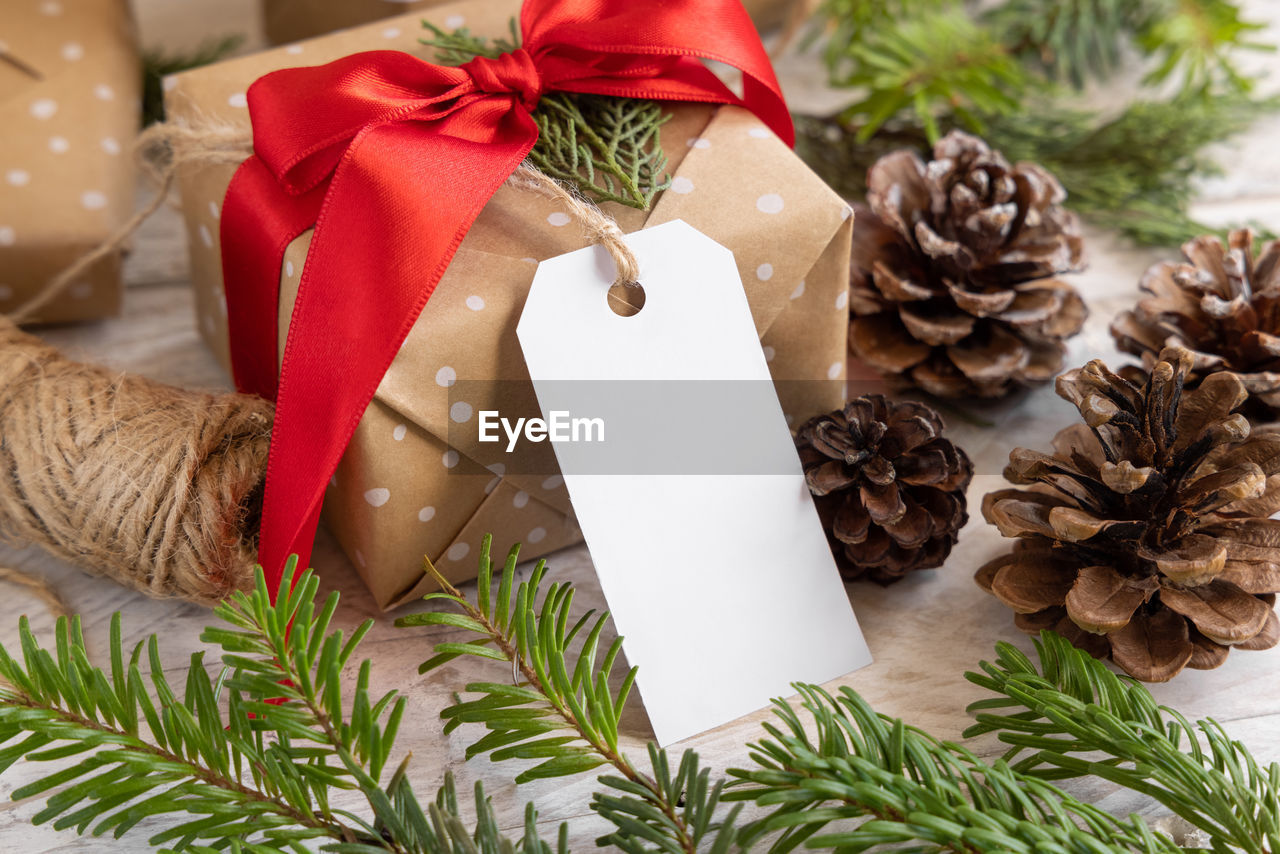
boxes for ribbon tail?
[255,117,538,587]
[222,156,325,402]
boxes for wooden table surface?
[2,1,1279,850]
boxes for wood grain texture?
[0,0,1276,849]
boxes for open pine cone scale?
[978,348,1280,681]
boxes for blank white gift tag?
[517,220,870,746]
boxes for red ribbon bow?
[221,0,793,589]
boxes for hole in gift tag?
[607,282,645,318]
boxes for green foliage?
[831,9,1025,142]
[966,631,1280,854]
[1138,0,1273,94]
[0,540,1278,853]
[399,537,739,854]
[421,20,671,209]
[726,684,1179,854]
[0,560,561,852]
[984,0,1141,89]
[802,0,1278,246]
[795,90,1277,246]
[142,35,244,126]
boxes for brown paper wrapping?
[169,0,851,610]
[1,0,139,323]
[261,0,797,44]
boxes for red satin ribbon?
[221,0,793,589]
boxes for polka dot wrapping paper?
[258,0,797,46]
[167,0,853,611]
[0,0,139,323]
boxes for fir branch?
[0,563,562,853]
[828,7,1027,142]
[420,20,671,209]
[725,683,1181,854]
[966,631,1280,854]
[984,0,1143,89]
[399,536,738,854]
[794,91,1278,246]
[1137,0,1273,94]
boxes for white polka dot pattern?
[756,193,784,214]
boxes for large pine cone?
[979,348,1280,682]
[1112,229,1280,422]
[797,395,972,584]
[849,131,1087,398]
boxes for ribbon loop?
[462,49,543,111]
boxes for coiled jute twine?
[0,117,640,611]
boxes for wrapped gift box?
[261,0,795,44]
[167,0,852,610]
[1,0,140,323]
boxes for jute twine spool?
[0,115,639,608]
[0,317,273,604]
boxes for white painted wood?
[0,1,1276,849]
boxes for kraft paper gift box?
[1,0,139,323]
[261,0,795,44]
[168,0,853,610]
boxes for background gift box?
[1,0,140,323]
[260,0,796,44]
[167,0,852,610]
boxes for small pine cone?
[1112,229,1280,422]
[979,348,1280,682]
[797,395,972,584]
[849,131,1087,398]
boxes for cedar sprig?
[966,631,1280,853]
[399,536,739,854]
[421,20,671,210]
[0,561,562,852]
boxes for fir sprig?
[794,91,1277,246]
[725,684,1180,854]
[1,541,1279,853]
[398,537,739,854]
[800,0,1278,246]
[421,20,671,209]
[830,8,1027,142]
[966,631,1280,854]
[0,561,562,852]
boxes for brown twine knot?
[0,317,272,604]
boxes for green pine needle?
[420,20,671,209]
[400,536,737,854]
[0,560,563,852]
[0,539,1277,853]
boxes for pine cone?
[1112,229,1280,422]
[978,348,1280,682]
[849,131,1087,398]
[797,395,972,584]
